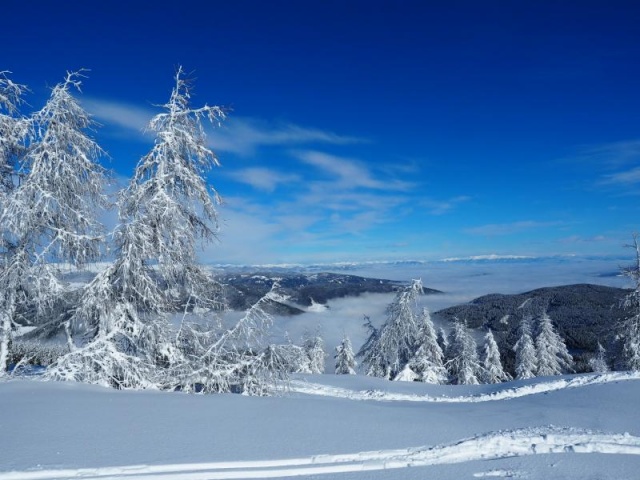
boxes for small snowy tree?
[358,279,423,379]
[335,334,357,375]
[303,329,326,374]
[446,318,481,385]
[589,342,609,373]
[481,330,511,383]
[535,311,573,376]
[437,326,449,353]
[172,286,284,395]
[620,234,640,371]
[1,72,106,375]
[401,307,447,384]
[514,317,537,380]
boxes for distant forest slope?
[220,272,442,314]
[434,284,630,372]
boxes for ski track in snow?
[2,427,640,480]
[289,371,640,403]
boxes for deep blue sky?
[3,1,640,264]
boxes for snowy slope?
[2,373,640,479]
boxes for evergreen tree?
[403,308,447,384]
[535,311,573,376]
[46,68,227,388]
[334,334,357,375]
[514,317,537,380]
[446,318,481,385]
[0,71,28,375]
[437,326,449,353]
[1,72,106,374]
[589,342,609,373]
[358,279,423,379]
[481,330,511,383]
[303,329,326,374]
[620,234,640,371]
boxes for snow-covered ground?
[2,372,640,479]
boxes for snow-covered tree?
[46,68,226,388]
[620,234,640,371]
[481,330,511,383]
[514,317,537,380]
[589,342,609,373]
[172,286,284,395]
[303,329,326,374]
[401,307,447,384]
[335,334,357,375]
[534,311,573,376]
[0,72,29,376]
[437,326,449,353]
[358,279,423,379]
[446,318,481,385]
[0,71,28,197]
[1,72,106,375]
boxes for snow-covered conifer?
[303,329,326,374]
[173,286,282,395]
[437,327,449,353]
[589,342,609,373]
[0,71,28,197]
[620,234,640,371]
[358,279,423,379]
[1,72,106,374]
[46,68,227,388]
[335,334,357,375]
[446,318,481,385]
[514,317,537,380]
[481,330,511,383]
[403,308,447,384]
[535,311,573,376]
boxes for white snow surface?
[2,372,640,479]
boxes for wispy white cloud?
[82,98,152,134]
[226,167,300,192]
[465,220,564,236]
[600,166,640,186]
[83,97,363,156]
[208,118,364,156]
[420,196,471,215]
[295,150,413,191]
[557,234,608,244]
[572,140,640,167]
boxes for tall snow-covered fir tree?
[534,311,573,376]
[401,307,447,384]
[46,68,228,388]
[446,318,481,385]
[358,279,423,379]
[620,234,640,371]
[334,334,357,375]
[481,330,511,384]
[0,71,29,376]
[514,317,537,380]
[1,72,107,375]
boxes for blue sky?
[3,1,640,264]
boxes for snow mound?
[290,371,640,403]
[2,427,638,479]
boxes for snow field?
[2,372,640,479]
